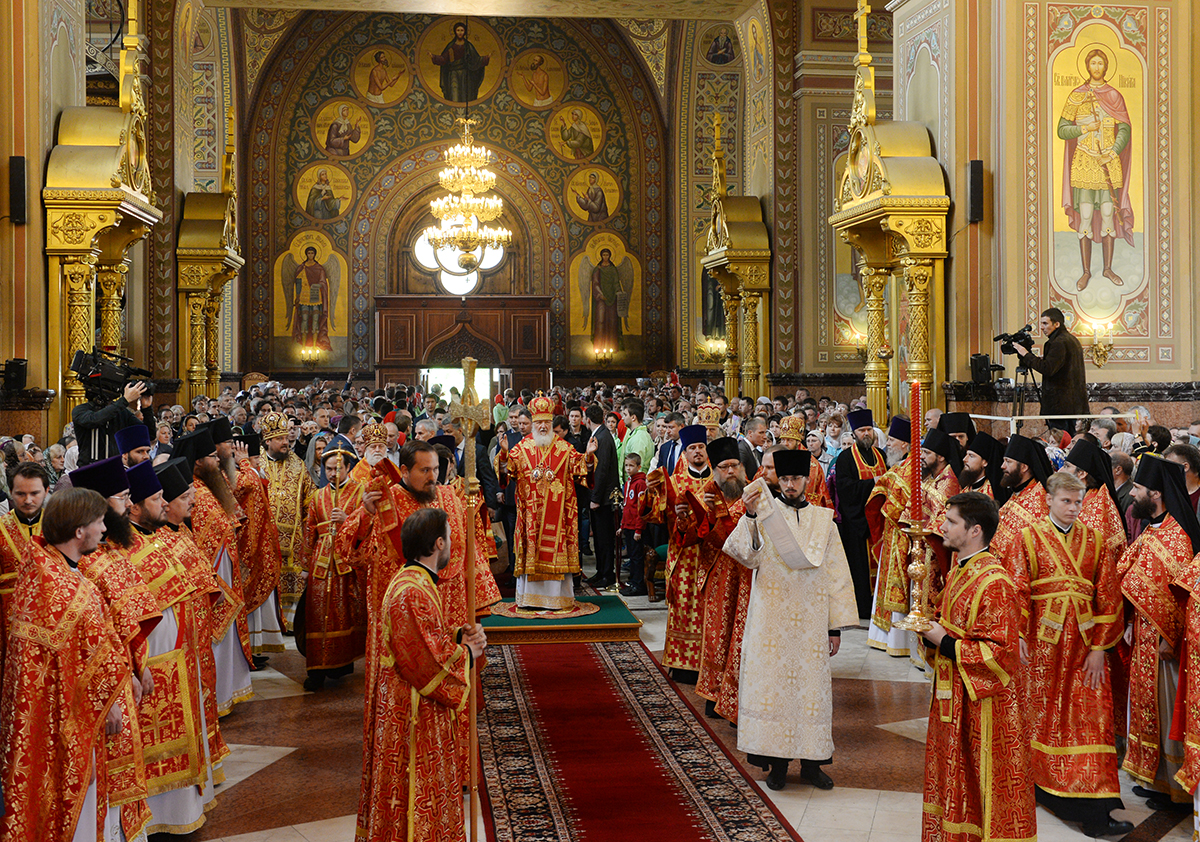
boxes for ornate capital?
[883,215,946,259]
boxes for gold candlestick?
[895,523,934,632]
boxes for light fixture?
[300,344,321,370]
[594,346,614,365]
[703,336,727,360]
[1087,320,1114,368]
[425,116,511,272]
[850,329,868,362]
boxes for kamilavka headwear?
[846,408,874,432]
[1134,455,1200,554]
[706,437,740,467]
[886,416,911,444]
[126,460,163,504]
[233,433,261,457]
[773,448,811,478]
[69,456,129,498]
[429,434,457,451]
[1003,434,1055,487]
[202,416,234,445]
[114,424,151,454]
[1064,438,1117,504]
[172,429,217,474]
[965,431,1008,505]
[938,412,977,440]
[154,459,191,503]
[679,424,707,449]
[922,428,964,477]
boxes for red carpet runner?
[479,642,802,842]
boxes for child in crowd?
[619,452,648,597]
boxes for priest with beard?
[70,455,163,839]
[694,436,751,726]
[920,428,964,577]
[345,440,501,839]
[959,431,1006,504]
[125,460,221,835]
[300,444,368,692]
[642,424,712,683]
[497,394,598,610]
[833,408,887,618]
[1117,456,1200,811]
[174,428,253,717]
[724,448,857,791]
[991,433,1056,566]
[260,411,315,632]
[866,416,919,658]
[0,489,136,842]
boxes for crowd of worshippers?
[6,374,1200,842]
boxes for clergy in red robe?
[0,489,134,842]
[959,431,1005,503]
[866,416,916,655]
[694,437,751,725]
[991,434,1055,568]
[1011,471,1128,837]
[920,429,964,582]
[497,394,596,610]
[921,492,1035,842]
[0,462,51,678]
[229,431,285,659]
[642,424,712,682]
[1062,438,1129,575]
[301,445,367,691]
[1119,455,1200,810]
[360,506,486,842]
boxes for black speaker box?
[970,353,992,385]
[966,159,983,224]
[8,157,26,226]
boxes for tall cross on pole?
[854,0,873,68]
[447,356,492,842]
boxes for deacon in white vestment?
[723,448,858,791]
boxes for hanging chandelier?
[425,116,511,271]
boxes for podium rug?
[482,595,641,645]
[478,641,803,842]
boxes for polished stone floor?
[188,573,1193,842]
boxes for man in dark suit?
[440,416,499,510]
[584,403,619,587]
[1015,307,1089,430]
[497,407,531,581]
[737,415,768,478]
[655,412,685,476]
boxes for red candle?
[910,381,922,523]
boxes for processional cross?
[446,356,492,842]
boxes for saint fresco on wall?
[295,163,353,222]
[547,103,604,162]
[1049,19,1145,329]
[571,232,641,357]
[312,99,373,158]
[509,49,565,109]
[352,46,409,107]
[567,167,621,225]
[702,25,738,66]
[415,18,505,106]
[274,231,349,366]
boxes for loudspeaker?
[3,359,27,393]
[970,353,992,385]
[966,159,983,224]
[8,157,26,226]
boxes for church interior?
[3,0,1200,839]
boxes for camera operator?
[72,380,155,466]
[1014,307,1089,430]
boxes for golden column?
[860,265,892,420]
[740,290,761,396]
[176,265,214,403]
[720,286,741,399]
[901,256,935,414]
[61,255,98,410]
[95,262,127,353]
[204,284,223,394]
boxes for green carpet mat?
[482,595,642,644]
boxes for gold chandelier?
[425,117,511,271]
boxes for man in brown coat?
[1015,307,1088,429]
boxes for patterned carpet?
[479,641,803,842]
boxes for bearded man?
[174,428,253,716]
[776,415,832,508]
[115,423,153,467]
[865,416,919,657]
[261,411,315,632]
[694,437,751,726]
[1117,456,1200,811]
[642,424,711,683]
[959,431,1006,503]
[725,448,857,791]
[920,428,964,577]
[0,489,135,842]
[301,445,367,692]
[125,460,221,834]
[991,434,1056,566]
[833,408,887,618]
[498,395,597,608]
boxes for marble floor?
[187,577,1193,842]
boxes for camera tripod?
[1011,365,1039,434]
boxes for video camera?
[993,325,1035,356]
[70,348,154,402]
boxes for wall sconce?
[850,330,868,363]
[300,344,322,371]
[1087,321,1114,368]
[594,345,614,365]
[704,336,727,360]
